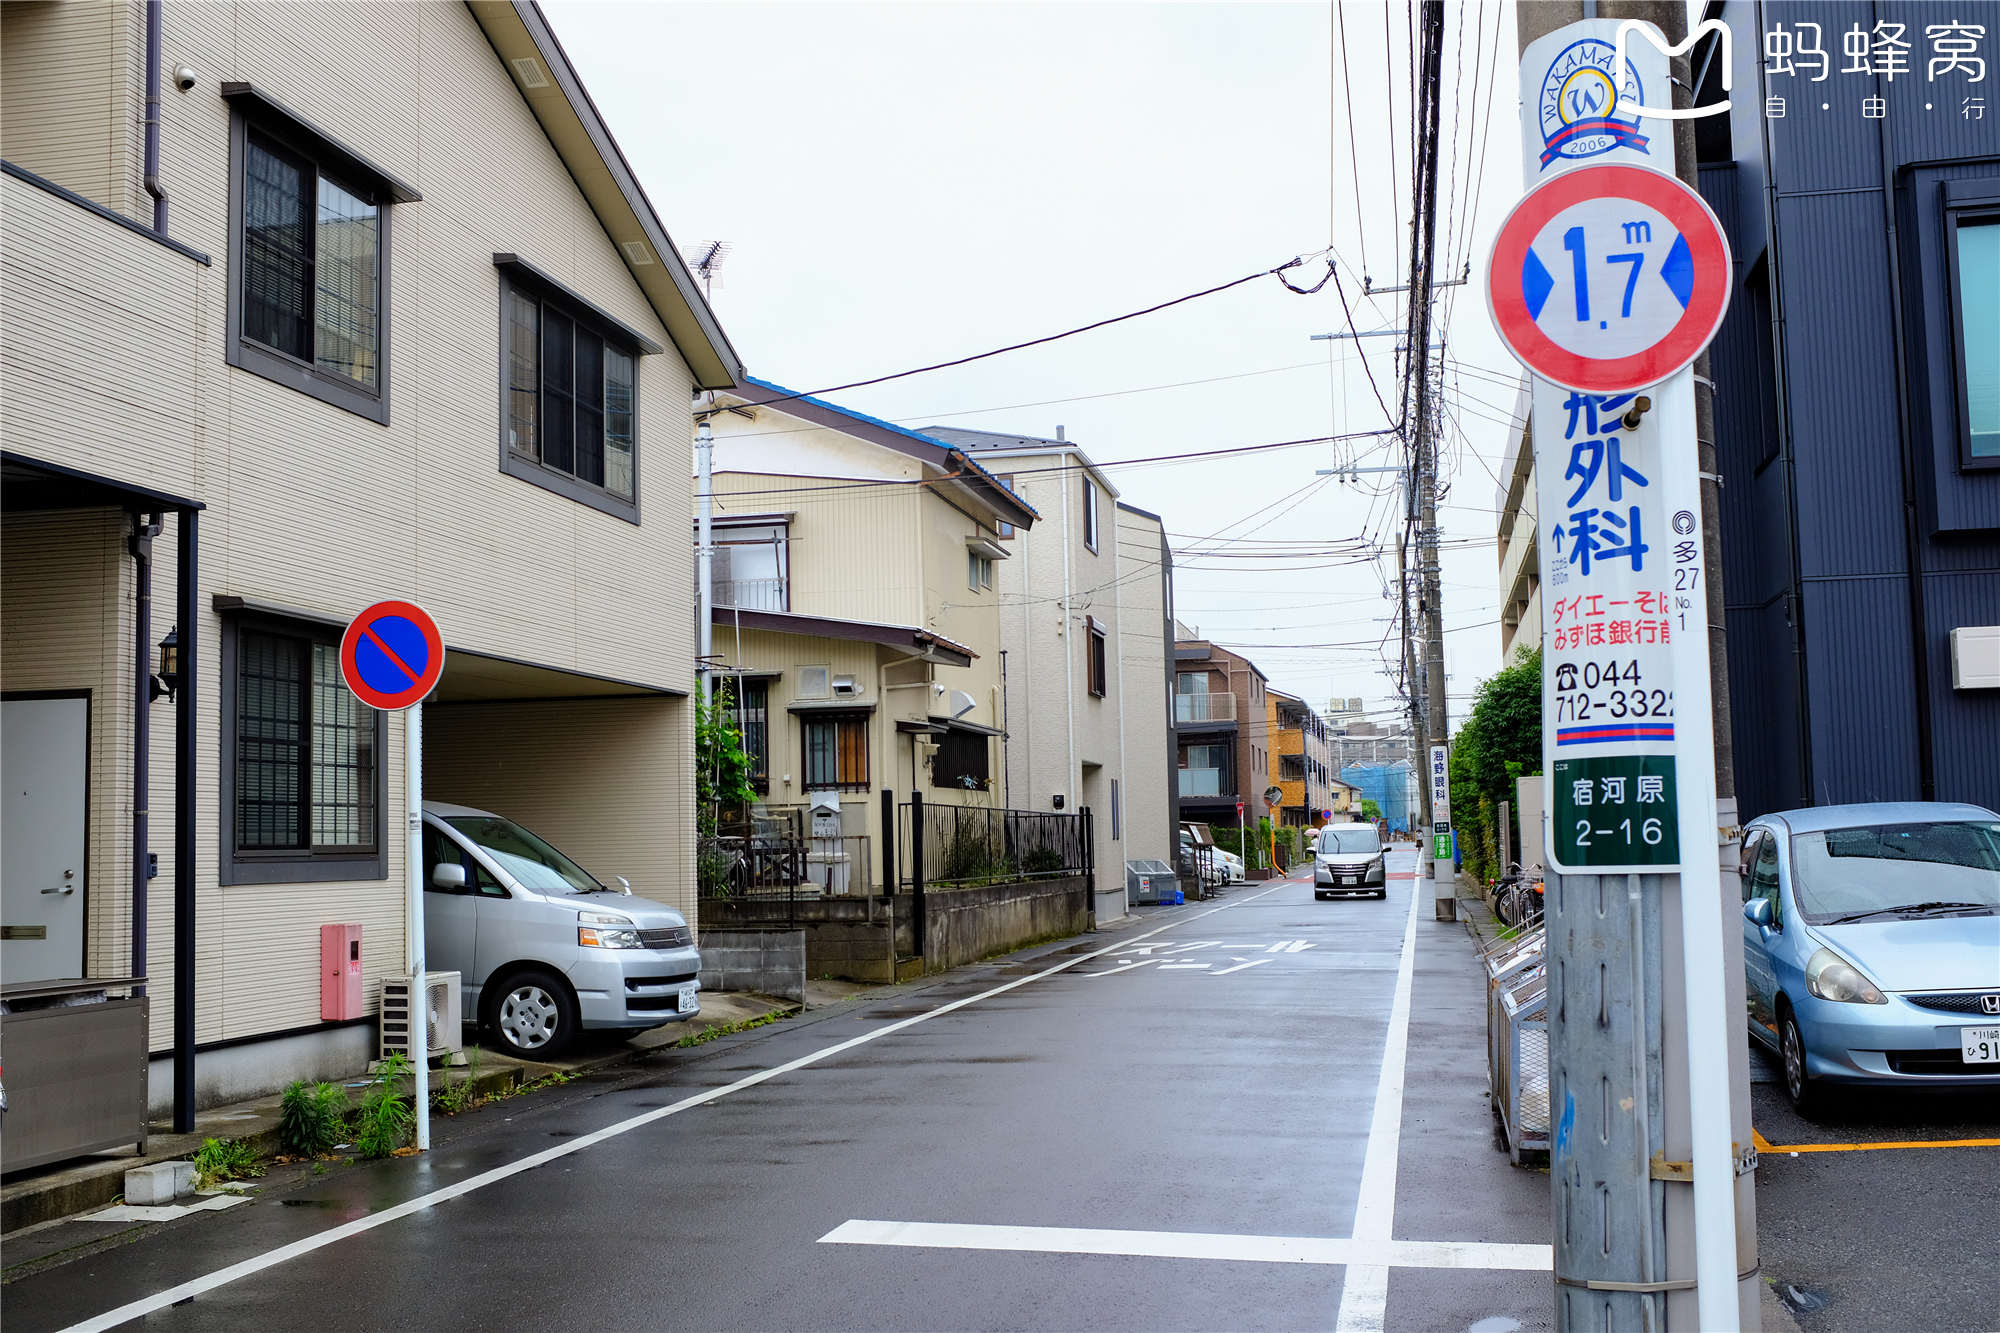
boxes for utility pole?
[1403,0,1452,919]
[1512,4,1755,1327]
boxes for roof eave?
[466,1,743,388]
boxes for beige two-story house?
[698,379,1039,894]
[1,0,738,1124]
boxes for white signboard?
[1533,374,1694,873]
[1520,18,1671,186]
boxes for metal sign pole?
[1654,371,1735,1327]
[407,700,429,1151]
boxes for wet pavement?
[1745,1043,1999,1333]
[5,847,1563,1333]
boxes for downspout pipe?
[1878,139,1937,801]
[129,513,163,995]
[144,0,168,234]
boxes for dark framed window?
[498,260,649,521]
[803,712,870,791]
[932,728,991,790]
[226,117,390,423]
[1082,476,1100,551]
[729,679,770,793]
[1088,618,1107,697]
[997,476,1018,538]
[1947,210,2000,470]
[220,614,384,884]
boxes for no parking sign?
[339,600,444,711]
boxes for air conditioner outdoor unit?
[380,971,463,1061]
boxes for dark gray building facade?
[1699,0,1999,820]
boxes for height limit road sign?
[339,600,444,711]
[1487,164,1730,394]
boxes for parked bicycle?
[1491,862,1545,931]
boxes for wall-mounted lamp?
[151,626,180,702]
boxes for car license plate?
[678,987,698,1014]
[1961,1026,2000,1064]
[1342,876,1360,886]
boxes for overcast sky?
[546,1,1527,732]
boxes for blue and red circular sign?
[1487,164,1730,394]
[339,600,444,711]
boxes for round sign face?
[339,600,444,711]
[1487,165,1731,393]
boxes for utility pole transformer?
[1511,3,1756,1328]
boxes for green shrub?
[191,1136,265,1190]
[278,1079,347,1158]
[354,1053,415,1158]
[1021,845,1064,875]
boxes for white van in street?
[421,802,701,1059]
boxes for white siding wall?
[1,2,705,1075]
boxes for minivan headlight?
[579,911,634,925]
[1805,947,1886,1004]
[579,925,643,949]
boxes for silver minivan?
[1313,823,1388,899]
[422,801,701,1059]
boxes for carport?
[421,650,694,925]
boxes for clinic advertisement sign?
[1495,20,1732,876]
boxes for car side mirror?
[616,876,632,896]
[1743,897,1773,928]
[430,862,468,892]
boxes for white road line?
[1083,960,1153,978]
[818,1219,1550,1272]
[1157,962,1211,970]
[52,884,1292,1333]
[1210,959,1273,976]
[1334,866,1425,1333]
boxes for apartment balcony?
[1174,692,1236,725]
[715,577,787,611]
[1178,767,1225,797]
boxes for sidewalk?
[1,914,1156,1237]
[1,986,816,1235]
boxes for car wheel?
[1314,891,1327,900]
[1375,888,1388,899]
[484,969,578,1060]
[1779,1010,1825,1115]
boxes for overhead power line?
[706,254,1339,417]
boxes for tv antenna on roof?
[689,240,732,304]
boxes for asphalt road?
[2,848,1557,1333]
[1746,1044,2000,1333]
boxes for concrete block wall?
[697,930,806,1002]
[698,876,1090,985]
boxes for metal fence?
[899,798,1091,890]
[698,834,874,925]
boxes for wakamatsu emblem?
[1538,38,1650,168]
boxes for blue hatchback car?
[1741,802,2000,1111]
